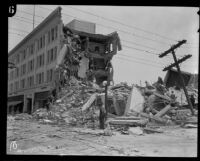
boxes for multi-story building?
[8,7,64,114]
[8,6,121,114]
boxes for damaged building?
[7,6,121,115]
[164,68,198,89]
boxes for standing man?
[96,95,106,129]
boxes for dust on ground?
[7,117,197,157]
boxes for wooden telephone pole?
[159,40,194,115]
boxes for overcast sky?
[8,5,199,85]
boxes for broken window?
[92,58,106,70]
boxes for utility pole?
[33,5,35,29]
[159,40,194,115]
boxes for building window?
[28,59,34,72]
[42,53,45,66]
[51,28,54,41]
[55,25,58,39]
[14,68,17,79]
[54,46,57,60]
[21,49,26,61]
[37,39,40,51]
[37,53,45,68]
[20,79,25,89]
[26,46,29,57]
[48,31,50,44]
[30,44,34,55]
[21,63,26,76]
[16,54,20,64]
[14,81,19,91]
[35,39,38,52]
[36,72,44,85]
[15,67,19,78]
[10,83,13,92]
[43,35,45,47]
[47,49,54,64]
[11,70,14,80]
[50,48,54,62]
[47,50,49,64]
[27,75,34,87]
[47,69,53,82]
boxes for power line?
[66,6,179,42]
[9,14,177,61]
[9,7,196,67]
[66,6,199,48]
[38,6,172,46]
[9,32,26,37]
[31,6,198,49]
[17,9,45,19]
[9,27,30,34]
[119,53,167,66]
[10,17,40,25]
[14,15,41,24]
[121,39,163,52]
[115,56,163,69]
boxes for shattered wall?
[55,24,122,88]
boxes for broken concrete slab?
[182,124,197,128]
[81,93,97,111]
[138,112,167,124]
[154,105,172,118]
[143,127,163,134]
[108,119,148,127]
[128,127,143,135]
[124,86,145,115]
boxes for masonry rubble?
[11,25,198,135]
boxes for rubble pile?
[7,113,32,121]
[168,86,198,107]
[32,77,102,126]
[110,82,132,101]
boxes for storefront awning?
[7,101,23,107]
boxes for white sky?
[8,5,199,86]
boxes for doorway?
[27,98,32,114]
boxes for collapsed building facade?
[7,6,121,114]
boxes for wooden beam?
[154,105,172,118]
[163,55,192,71]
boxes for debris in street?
[181,124,197,128]
[108,118,149,127]
[128,127,143,135]
[143,127,163,134]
